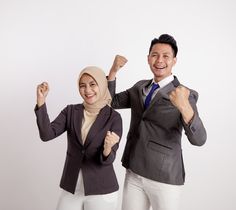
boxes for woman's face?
[79,74,100,105]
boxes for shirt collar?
[152,74,174,88]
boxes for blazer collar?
[158,75,180,98]
[73,105,111,147]
[138,80,152,109]
[142,76,180,110]
[84,105,111,147]
[73,105,84,145]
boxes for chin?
[154,73,163,78]
[86,101,95,105]
[87,99,98,105]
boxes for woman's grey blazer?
[108,76,206,185]
[35,103,122,195]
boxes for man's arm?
[169,85,194,124]
[169,86,207,146]
[108,55,128,81]
[107,55,132,109]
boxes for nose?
[84,86,92,94]
[156,55,163,63]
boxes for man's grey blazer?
[108,76,207,185]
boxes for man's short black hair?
[149,34,178,57]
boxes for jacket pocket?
[147,141,173,155]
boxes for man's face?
[148,43,177,82]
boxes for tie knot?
[150,83,159,91]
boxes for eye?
[90,83,97,87]
[151,54,157,57]
[79,84,85,89]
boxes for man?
[107,34,207,210]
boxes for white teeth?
[86,94,94,98]
[155,66,165,69]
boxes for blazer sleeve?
[108,79,131,109]
[100,112,123,165]
[34,103,67,141]
[182,90,207,146]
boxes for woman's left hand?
[103,131,120,157]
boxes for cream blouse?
[81,110,99,144]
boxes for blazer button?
[190,126,196,133]
[81,149,85,154]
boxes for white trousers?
[56,171,118,210]
[122,170,182,210]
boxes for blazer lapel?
[147,76,181,107]
[83,106,110,148]
[138,80,152,109]
[158,76,180,98]
[73,105,84,145]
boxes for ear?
[173,57,177,65]
[147,54,150,64]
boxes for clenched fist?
[108,55,128,81]
[37,82,49,107]
[103,131,120,157]
[169,85,194,124]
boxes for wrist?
[103,148,112,157]
[108,71,116,81]
[181,105,194,124]
[37,99,45,108]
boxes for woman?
[35,66,122,210]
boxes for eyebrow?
[151,51,172,56]
[79,80,97,85]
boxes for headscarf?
[78,66,111,113]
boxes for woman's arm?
[35,82,67,141]
[100,112,122,165]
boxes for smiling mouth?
[154,66,166,70]
[85,94,95,99]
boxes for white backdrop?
[0,0,236,209]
